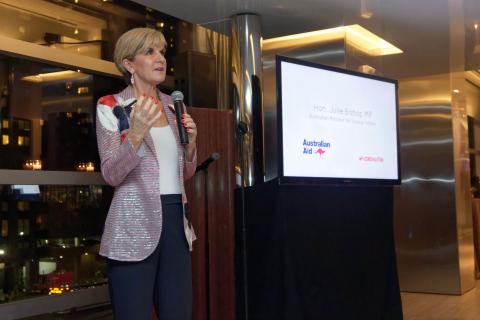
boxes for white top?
[150,126,181,195]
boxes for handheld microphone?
[171,91,189,145]
[196,152,220,172]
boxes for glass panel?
[0,0,178,71]
[0,0,104,59]
[0,54,124,171]
[0,184,113,303]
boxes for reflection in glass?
[0,184,113,303]
[0,0,178,70]
[0,54,124,171]
[23,160,42,171]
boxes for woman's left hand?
[181,113,197,158]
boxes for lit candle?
[24,160,32,169]
[85,162,94,172]
[32,160,42,170]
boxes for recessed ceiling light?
[361,0,373,19]
[358,65,376,74]
[467,71,480,88]
[263,24,402,56]
[21,70,88,83]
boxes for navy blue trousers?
[107,194,192,320]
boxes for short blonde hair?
[114,28,167,78]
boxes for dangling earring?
[130,72,135,85]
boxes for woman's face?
[128,44,167,86]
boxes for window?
[0,185,113,302]
[1,220,7,237]
[18,219,29,236]
[1,135,8,145]
[0,55,124,171]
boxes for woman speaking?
[96,28,197,320]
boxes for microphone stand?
[237,121,249,320]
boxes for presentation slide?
[280,60,399,180]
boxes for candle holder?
[24,160,42,170]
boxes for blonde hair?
[114,28,167,79]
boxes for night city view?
[0,55,120,305]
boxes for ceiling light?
[453,89,460,93]
[358,64,376,74]
[345,25,402,56]
[263,24,403,57]
[361,11,373,19]
[475,24,478,30]
[466,71,480,88]
[0,0,106,31]
[21,70,88,83]
[361,0,373,19]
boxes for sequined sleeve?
[183,101,197,181]
[184,148,197,180]
[96,99,142,186]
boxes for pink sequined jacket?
[96,86,197,261]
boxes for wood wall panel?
[186,107,236,320]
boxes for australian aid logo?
[302,138,331,158]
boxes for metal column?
[231,14,263,187]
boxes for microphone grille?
[212,152,220,161]
[171,90,184,102]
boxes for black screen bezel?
[276,55,401,186]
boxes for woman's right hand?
[127,94,162,151]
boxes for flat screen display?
[277,56,400,185]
